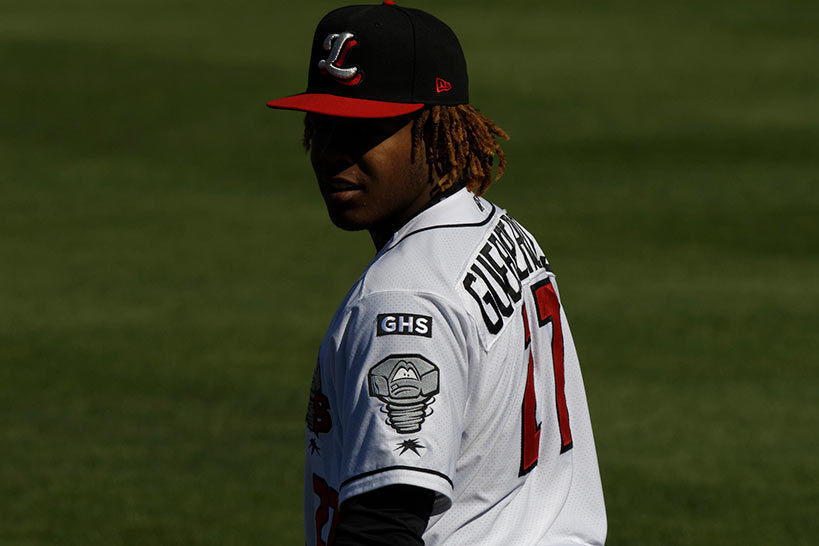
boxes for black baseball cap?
[267,1,469,118]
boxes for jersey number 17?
[520,278,573,476]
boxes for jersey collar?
[380,188,496,254]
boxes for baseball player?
[267,2,606,545]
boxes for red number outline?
[312,474,339,546]
[520,278,574,476]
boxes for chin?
[326,207,370,232]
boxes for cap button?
[383,0,396,5]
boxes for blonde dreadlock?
[412,105,509,196]
[303,105,509,196]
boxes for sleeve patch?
[368,354,440,434]
[376,313,433,337]
[307,363,332,436]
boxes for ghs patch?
[376,313,432,338]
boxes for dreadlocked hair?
[302,104,509,196]
[412,105,509,196]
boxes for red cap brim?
[266,93,424,118]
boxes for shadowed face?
[307,113,434,249]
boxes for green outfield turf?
[1,0,817,544]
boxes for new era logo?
[436,78,452,94]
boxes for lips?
[320,176,365,199]
[326,177,358,191]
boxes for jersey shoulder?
[349,190,554,349]
[360,189,501,303]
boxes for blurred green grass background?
[1,0,817,544]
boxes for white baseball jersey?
[304,188,606,546]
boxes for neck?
[369,184,462,251]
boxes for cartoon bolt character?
[368,355,440,434]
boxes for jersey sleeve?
[326,290,471,515]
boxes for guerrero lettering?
[462,215,549,334]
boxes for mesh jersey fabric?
[303,188,606,546]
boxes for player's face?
[308,113,434,249]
